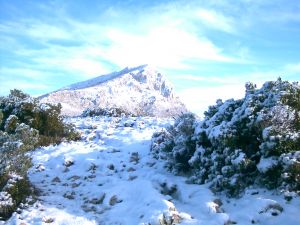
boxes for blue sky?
[0,0,299,115]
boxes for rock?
[63,158,74,167]
[127,167,136,172]
[68,175,81,181]
[71,182,81,188]
[42,216,55,223]
[259,203,283,216]
[51,177,61,183]
[213,199,224,213]
[146,162,156,167]
[35,164,45,172]
[109,149,121,153]
[128,175,137,181]
[89,193,106,205]
[107,164,115,170]
[63,191,75,200]
[172,213,182,224]
[224,220,237,225]
[124,121,135,127]
[130,152,140,164]
[88,163,97,172]
[160,183,177,198]
[109,195,122,206]
[159,212,182,225]
[81,205,97,213]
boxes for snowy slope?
[39,65,187,117]
[4,116,300,225]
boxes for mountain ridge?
[40,65,187,117]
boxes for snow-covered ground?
[4,117,300,225]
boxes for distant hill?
[39,65,187,117]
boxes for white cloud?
[174,74,243,84]
[0,21,72,41]
[196,9,235,33]
[0,67,44,79]
[285,63,300,73]
[27,23,72,40]
[101,26,236,69]
[0,79,48,96]
[65,57,109,77]
[1,2,240,72]
[176,70,288,116]
[179,84,245,117]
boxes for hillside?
[39,65,187,117]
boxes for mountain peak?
[40,65,187,117]
[58,64,149,92]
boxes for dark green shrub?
[151,113,196,174]
[152,79,300,197]
[0,173,31,220]
[0,89,80,221]
[0,89,80,146]
[82,107,136,117]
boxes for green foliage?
[4,115,19,134]
[0,110,3,124]
[0,123,38,177]
[82,107,136,117]
[0,89,80,146]
[151,113,196,174]
[0,173,31,220]
[286,163,300,191]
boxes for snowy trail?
[5,117,300,225]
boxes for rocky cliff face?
[40,65,187,117]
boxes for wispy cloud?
[196,9,235,33]
[102,26,237,69]
[285,62,300,73]
[0,78,49,96]
[0,1,243,87]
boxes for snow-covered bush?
[0,123,39,175]
[151,79,300,197]
[151,113,196,174]
[82,107,136,117]
[0,89,80,220]
[0,173,31,220]
[0,122,38,219]
[0,89,79,146]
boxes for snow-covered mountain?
[40,65,187,117]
